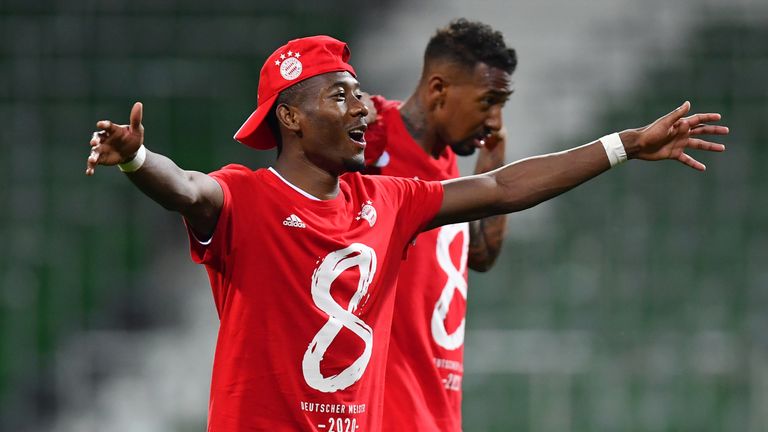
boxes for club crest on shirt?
[356,200,377,227]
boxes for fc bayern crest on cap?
[275,51,303,81]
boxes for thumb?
[130,102,143,131]
[663,101,690,127]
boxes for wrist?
[118,144,147,173]
[600,132,628,167]
[618,129,641,159]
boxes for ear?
[276,103,302,133]
[426,74,448,110]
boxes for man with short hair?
[362,19,515,431]
[85,35,727,432]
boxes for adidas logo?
[282,214,306,228]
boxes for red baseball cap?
[234,35,357,149]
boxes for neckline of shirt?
[268,167,321,201]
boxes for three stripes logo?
[283,214,307,228]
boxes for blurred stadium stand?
[1,0,766,431]
[0,0,393,430]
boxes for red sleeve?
[370,175,444,244]
[185,164,251,268]
[400,178,444,237]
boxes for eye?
[332,91,346,101]
[481,94,509,109]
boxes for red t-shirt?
[365,96,469,432]
[187,166,443,432]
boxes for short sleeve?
[185,164,251,268]
[371,175,444,244]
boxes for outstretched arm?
[467,129,507,272]
[428,102,728,230]
[86,102,223,240]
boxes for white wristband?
[118,145,147,173]
[600,133,627,167]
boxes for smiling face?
[434,62,512,156]
[276,71,369,175]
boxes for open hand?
[628,101,728,171]
[85,102,145,175]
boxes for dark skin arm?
[427,102,728,230]
[467,128,507,272]
[86,102,223,240]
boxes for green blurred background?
[1,0,766,431]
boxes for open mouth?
[347,125,367,145]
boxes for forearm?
[432,130,639,230]
[467,217,505,271]
[492,140,610,214]
[434,101,728,229]
[433,138,615,230]
[124,149,222,238]
[468,138,507,272]
[125,149,202,211]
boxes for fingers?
[686,137,726,152]
[86,146,100,175]
[689,124,729,136]
[671,118,691,138]
[86,130,108,175]
[87,132,101,175]
[682,113,722,126]
[89,130,107,149]
[663,101,691,126]
[674,136,725,172]
[677,152,706,172]
[130,102,143,131]
[96,119,119,134]
[484,128,506,151]
[90,130,106,144]
[86,133,97,175]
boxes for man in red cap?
[85,35,727,432]
[361,19,514,431]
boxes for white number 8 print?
[303,243,377,393]
[431,223,469,350]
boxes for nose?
[485,105,502,132]
[350,95,369,118]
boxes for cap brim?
[233,93,279,149]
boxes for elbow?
[174,194,208,218]
[469,260,492,273]
[160,192,194,213]
[166,174,209,214]
[162,186,204,215]
[468,252,500,273]
[468,256,499,273]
